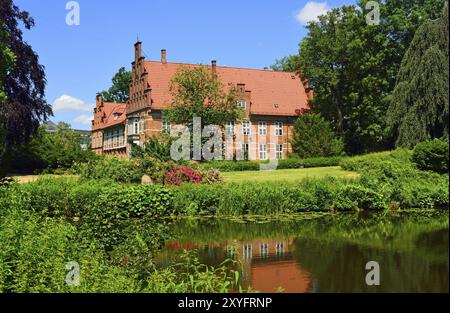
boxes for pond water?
[156,211,449,293]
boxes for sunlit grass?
[222,166,358,183]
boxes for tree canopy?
[8,122,95,173]
[273,0,447,154]
[167,66,242,128]
[0,0,51,173]
[387,5,449,147]
[291,112,344,158]
[100,67,132,103]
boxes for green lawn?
[222,166,358,183]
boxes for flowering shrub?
[200,169,223,184]
[164,166,203,185]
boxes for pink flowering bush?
[164,166,203,185]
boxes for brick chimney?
[211,60,217,78]
[161,49,167,64]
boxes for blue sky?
[15,0,354,130]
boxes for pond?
[156,210,449,293]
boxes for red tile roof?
[144,61,310,116]
[93,102,127,131]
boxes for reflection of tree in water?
[292,229,448,292]
[161,211,448,292]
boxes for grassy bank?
[222,166,357,183]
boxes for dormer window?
[113,113,119,121]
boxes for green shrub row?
[172,178,387,216]
[197,156,343,172]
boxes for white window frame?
[242,121,250,135]
[276,144,283,159]
[260,243,269,257]
[225,121,234,136]
[259,144,267,160]
[258,121,267,136]
[237,99,246,109]
[243,244,252,260]
[275,122,283,136]
[162,112,170,132]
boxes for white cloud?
[295,1,330,25]
[74,114,94,125]
[52,95,93,113]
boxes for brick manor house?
[91,41,312,160]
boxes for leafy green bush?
[81,184,173,249]
[6,123,96,174]
[341,148,449,210]
[172,178,385,215]
[131,134,174,162]
[0,206,243,292]
[74,157,150,183]
[291,112,344,158]
[8,177,114,219]
[339,149,412,172]
[412,138,449,173]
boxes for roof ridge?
[144,60,298,75]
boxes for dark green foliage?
[75,157,154,183]
[131,134,173,161]
[0,1,52,173]
[100,67,132,103]
[388,6,449,147]
[412,138,449,173]
[271,55,301,72]
[7,122,96,173]
[274,0,447,154]
[291,113,344,158]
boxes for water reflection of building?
[162,238,312,293]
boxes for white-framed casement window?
[259,144,267,160]
[139,120,145,134]
[276,144,283,159]
[275,121,283,136]
[243,244,252,260]
[258,121,267,136]
[260,243,269,257]
[242,121,250,135]
[237,99,246,109]
[276,242,284,256]
[161,112,170,133]
[225,121,234,136]
[242,143,249,160]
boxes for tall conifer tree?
[387,6,449,147]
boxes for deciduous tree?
[100,67,132,103]
[0,0,51,173]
